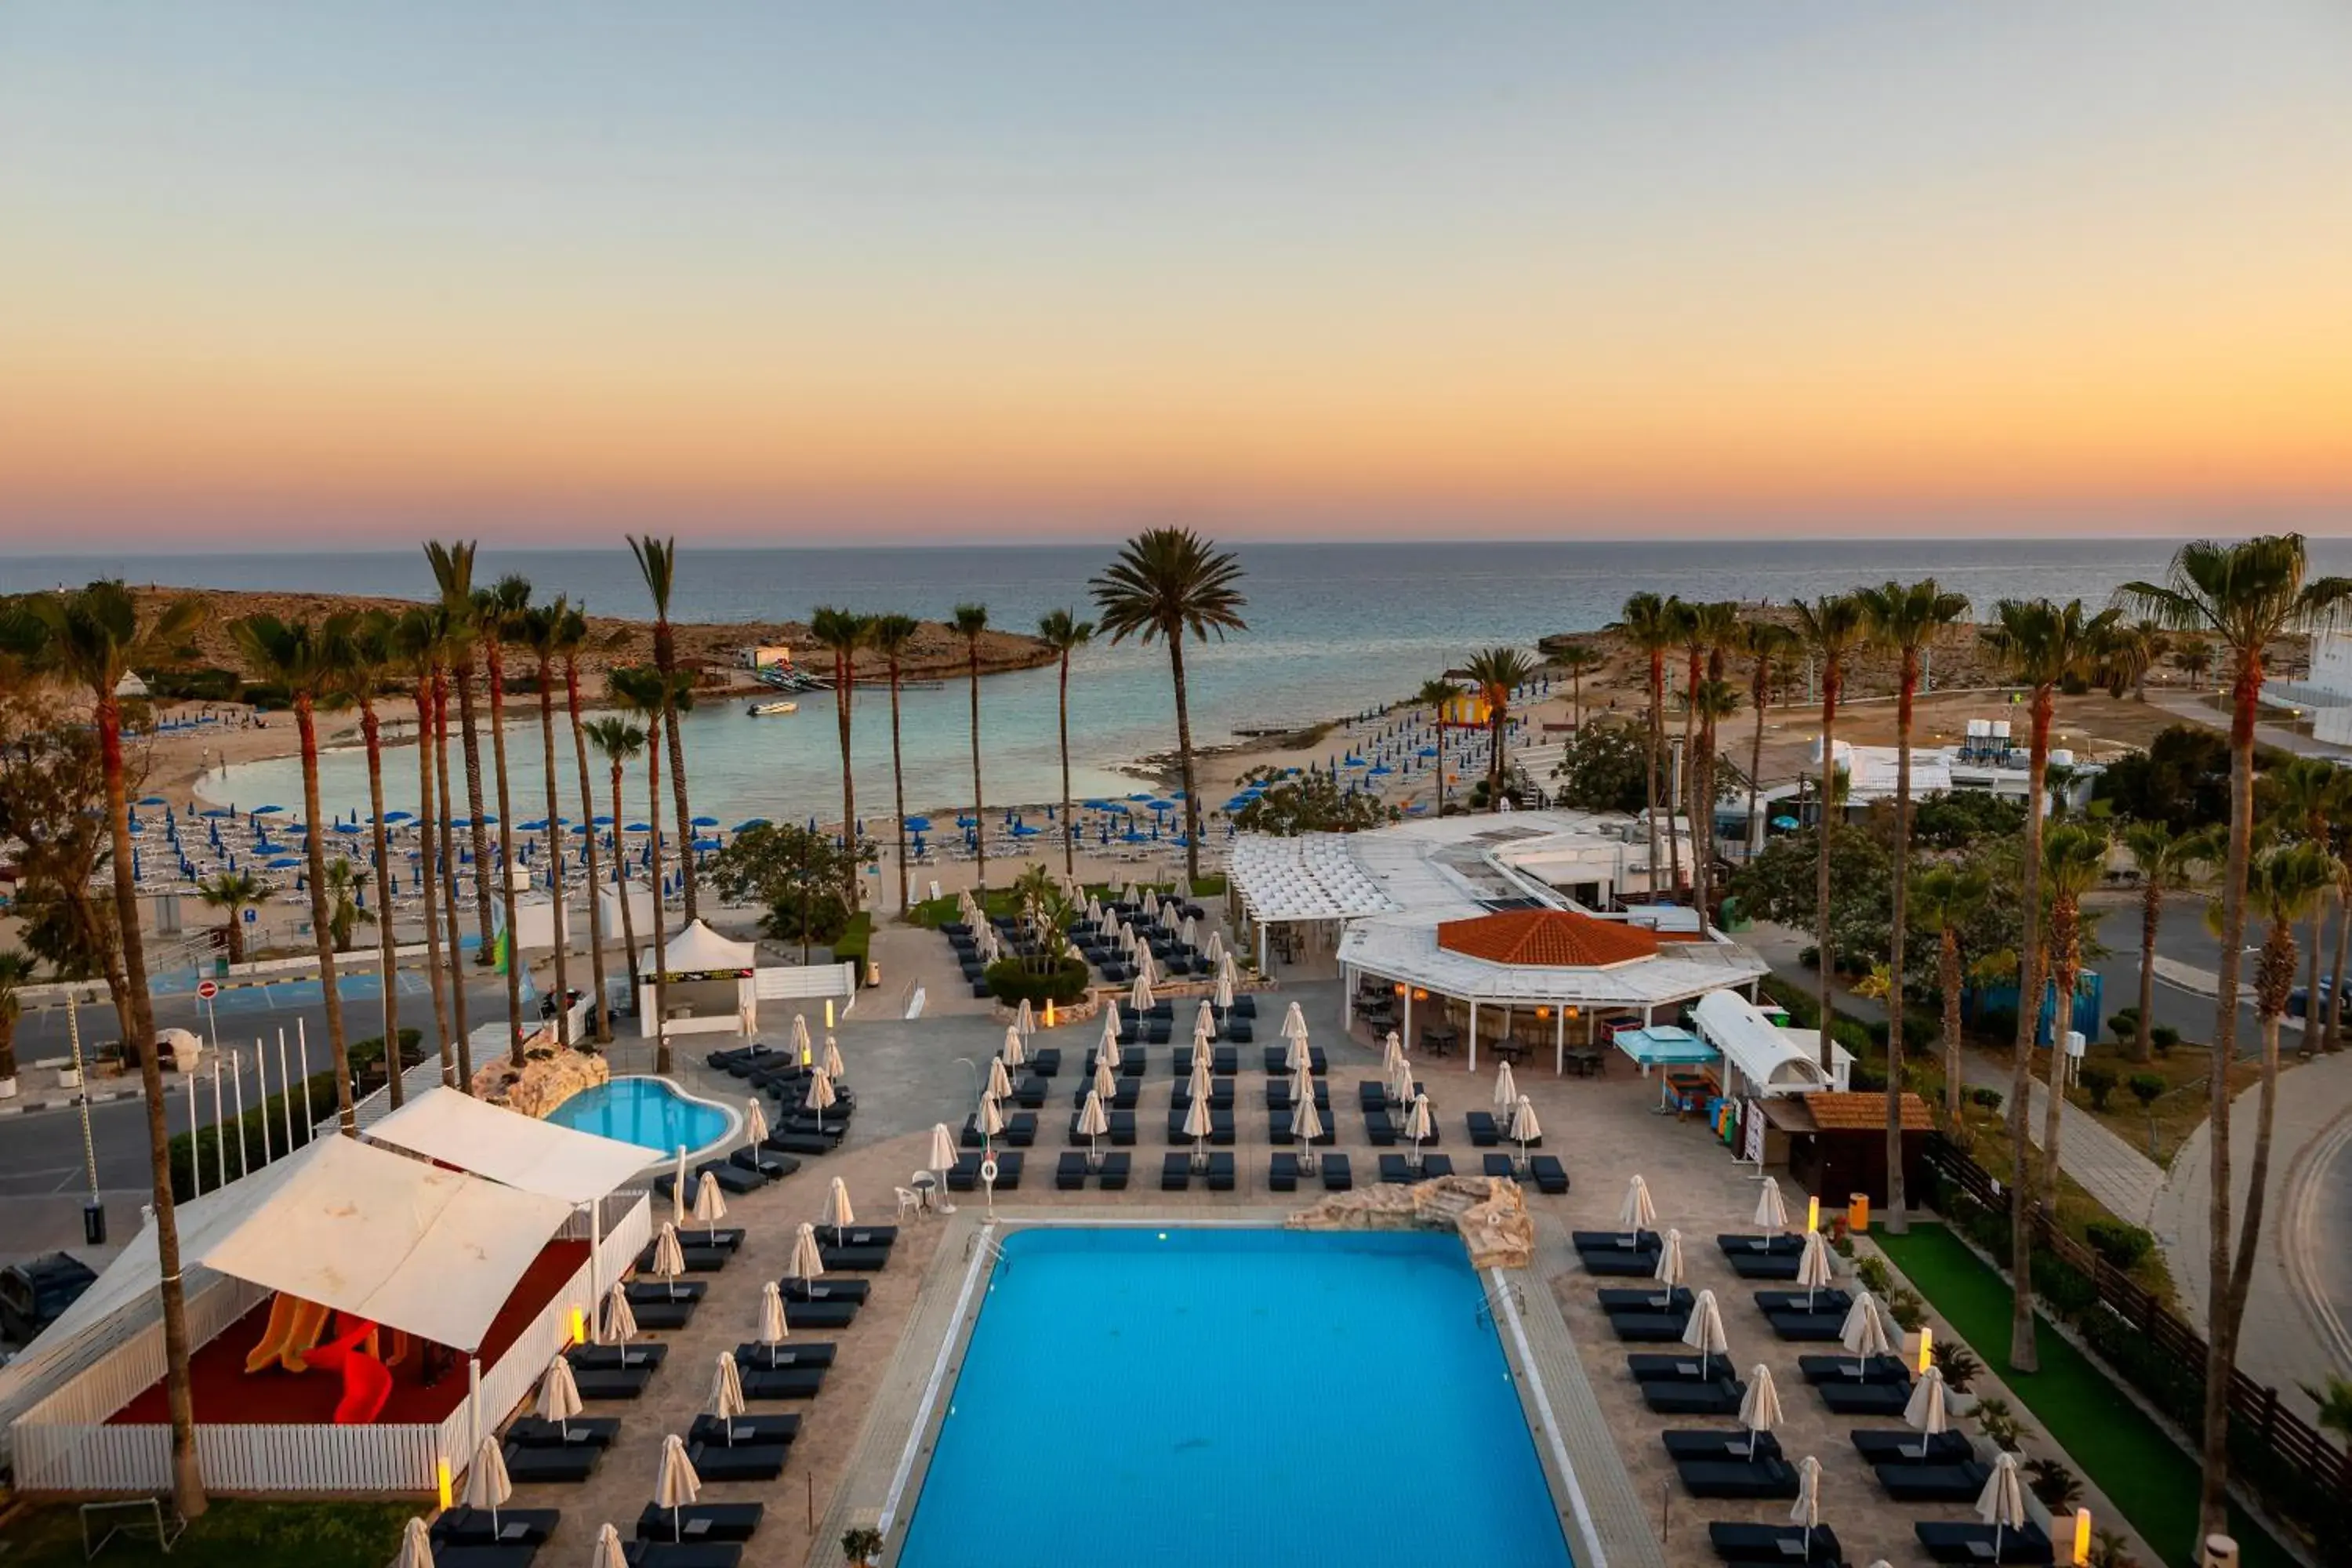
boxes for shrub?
[2107,1007,2140,1044]
[347,1027,424,1074]
[2026,1456,2082,1510]
[1854,1255,1893,1296]
[1973,1395,2034,1452]
[831,913,873,977]
[984,954,1089,1006]
[2078,1065,2118,1111]
[1969,1086,2004,1112]
[2084,1219,2155,1270]
[1847,1062,1886,1094]
[1884,1286,1927,1332]
[168,1069,338,1202]
[2127,1073,2165,1108]
[2148,1022,2180,1054]
[1975,1004,2018,1043]
[1932,1340,1983,1392]
[1901,1011,1938,1051]
[840,1527,884,1568]
[239,682,292,710]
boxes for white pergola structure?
[1339,906,1770,1074]
[1225,833,1400,971]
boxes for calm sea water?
[3,538,2317,824]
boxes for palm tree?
[2103,619,2172,700]
[608,669,678,1073]
[230,612,361,1132]
[1686,603,1745,895]
[1555,644,1604,731]
[1912,862,1991,1120]
[425,604,476,1086]
[808,608,873,911]
[1619,593,1681,909]
[952,604,993,890]
[555,604,611,1043]
[390,608,457,1087]
[1791,593,1868,1060]
[585,717,648,1011]
[320,859,372,954]
[2306,1376,2352,1442]
[2174,640,2214,691]
[332,611,407,1104]
[1036,609,1095,879]
[2119,821,2217,1065]
[866,615,922,913]
[474,576,534,1065]
[2260,756,2347,1058]
[1857,579,1972,1232]
[0,949,31,1091]
[1090,529,1249,886]
[1463,647,1538,811]
[517,602,574,1048]
[1686,678,1742,931]
[425,542,497,966]
[1980,595,2119,1373]
[196,870,268,966]
[28,583,208,1515]
[628,535,699,921]
[2036,822,2111,1218]
[1740,621,1798,855]
[1664,598,1701,895]
[2123,533,2352,1546]
[1414,677,1459,817]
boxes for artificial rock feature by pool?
[895,1227,1574,1568]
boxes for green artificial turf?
[1875,1224,2291,1568]
[0,1500,412,1568]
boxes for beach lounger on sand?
[1798,1354,1910,1384]
[623,1544,741,1568]
[1057,1152,1087,1189]
[736,1365,828,1399]
[1420,1153,1455,1178]
[431,1548,538,1568]
[1573,1230,1663,1253]
[1161,1154,1191,1191]
[1677,1458,1798,1499]
[626,1298,696,1331]
[818,1246,889,1272]
[1764,1310,1846,1341]
[1708,1524,1841,1563]
[1755,1288,1850,1315]
[626,1280,709,1307]
[779,1277,868,1304]
[1608,1312,1690,1342]
[1529,1155,1570,1193]
[501,1442,601,1484]
[1580,1247,1664,1277]
[691,1413,800,1447]
[765,1131,833,1157]
[1364,1112,1398,1146]
[1483,1153,1515,1179]
[1817,1381,1910,1417]
[564,1367,652,1400]
[1630,1355,1737,1382]
[1725,1250,1801,1280]
[1716,1232,1804,1256]
[1664,1430,1781,1462]
[1642,1377,1744,1415]
[1876,1461,1991,1502]
[782,1301,856,1331]
[568,1344,669,1373]
[731,1148,800,1180]
[506,1417,620,1448]
[1207,1152,1236,1191]
[1028,1047,1062,1076]
[1321,1153,1352,1191]
[687,1442,787,1482]
[731,1343,834,1371]
[1465,1110,1500,1146]
[633,1504,764,1544]
[820,1223,897,1247]
[434,1510,561,1548]
[1099,1152,1131,1189]
[1378,1154,1414,1184]
[1601,1287,1696,1315]
[1914,1522,2053,1565]
[1269,1152,1301,1190]
[1849,1429,1972,1466]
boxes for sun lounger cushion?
[1642,1377,1744,1415]
[1609,1313,1690,1341]
[1601,1287,1696,1316]
[689,1413,801,1447]
[820,1224,896,1247]
[1420,1153,1455,1178]
[1207,1152,1236,1191]
[1849,1429,1973,1466]
[1764,1311,1846,1341]
[731,1148,800,1179]
[1915,1522,2053,1565]
[1876,1461,1992,1502]
[434,1510,562,1548]
[781,1301,856,1331]
[501,1442,601,1483]
[731,1342,835,1370]
[1798,1354,1910,1385]
[1630,1354,1737,1382]
[633,1504,765,1544]
[624,1544,742,1568]
[1725,1250,1802,1280]
[565,1367,651,1400]
[817,1245,889,1272]
[737,1365,827,1399]
[626,1299,695,1331]
[1321,1153,1352,1191]
[1269,1152,1300,1191]
[1465,1110,1500,1146]
[1057,1152,1087,1189]
[780,1277,869,1304]
[766,1131,833,1156]
[1708,1524,1842,1563]
[1160,1153,1190,1190]
[1529,1155,1570,1193]
[1364,1112,1398,1146]
[1817,1381,1911,1417]
[1664,1430,1782,1462]
[1755,1288,1850,1315]
[568,1344,668,1373]
[1678,1458,1798,1499]
[1581,1247,1665,1276]
[625,1280,709,1306]
[1573,1230,1662,1253]
[1715,1232,1805,1256]
[506,1417,620,1448]
[686,1442,787,1482]
[1483,1153,1515,1179]
[1099,1152,1131,1189]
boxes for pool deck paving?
[495,964,2147,1568]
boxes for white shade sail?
[367,1086,654,1202]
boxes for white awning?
[645,919,757,977]
[1693,990,1833,1093]
[367,1087,654,1203]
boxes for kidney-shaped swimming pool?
[543,1077,732,1157]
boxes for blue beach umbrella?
[266,855,302,869]
[252,804,283,815]
[692,815,719,827]
[138,796,168,807]
[901,815,931,833]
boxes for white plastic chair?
[895,1186,922,1220]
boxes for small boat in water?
[748,699,799,717]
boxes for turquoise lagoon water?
[895,1226,1574,1568]
[544,1076,730,1156]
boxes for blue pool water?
[895,1228,1574,1568]
[543,1078,730,1156]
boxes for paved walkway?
[2147,692,2352,760]
[1958,1051,2167,1229]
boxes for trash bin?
[1848,1193,1870,1232]
[2202,1536,2239,1568]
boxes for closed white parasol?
[787,1221,826,1286]
[804,1069,838,1134]
[600,1280,638,1349]
[743,1098,770,1149]
[590,1523,628,1568]
[463,1433,510,1528]
[1681,1287,1730,1381]
[1976,1450,2027,1561]
[1904,1364,1949,1435]
[1737,1363,1783,1458]
[1838,1292,1893,1377]
[1076,1089,1111,1167]
[821,1036,845,1080]
[1795,1229,1835,1310]
[1653,1228,1686,1288]
[690,1172,728,1246]
[707,1352,746,1443]
[1492,1061,1519,1113]
[1508,1095,1542,1167]
[1001,1025,1026,1069]
[655,1433,702,1537]
[755,1279,789,1366]
[1620,1174,1657,1243]
[1754,1178,1790,1232]
[649,1221,688,1301]
[396,1519,435,1568]
[538,1353,583,1438]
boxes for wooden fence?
[1922,1136,2352,1519]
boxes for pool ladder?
[965,1230,1011,1276]
[1475,1282,1524,1329]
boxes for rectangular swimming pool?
[894,1226,1575,1568]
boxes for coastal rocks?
[474,1042,608,1118]
[1285,1174,1534,1271]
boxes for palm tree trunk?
[1887,659,1917,1232]
[646,713,671,1075]
[2041,964,2072,1217]
[1487,708,1506,812]
[99,693,206,1517]
[224,906,245,966]
[2009,689,2053,1374]
[485,643,524,1065]
[456,657,496,964]
[2135,887,2160,1065]
[968,651,988,891]
[415,675,455,1085]
[361,699,403,1106]
[292,695,355,1131]
[1170,637,1203,885]
[888,657,910,913]
[1646,654,1664,897]
[835,649,858,913]
[2306,907,2325,1056]
[608,760,640,1007]
[1748,666,1768,856]
[434,672,474,1090]
[1433,707,1446,817]
[654,619,699,923]
[1815,666,1839,1069]
[565,659,609,1044]
[1941,924,1964,1121]
[2198,656,2260,1543]
[1058,653,1075,880]
[2327,889,2349,1052]
[537,670,571,1048]
[1570,666,1582,731]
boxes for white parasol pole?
[253,1037,273,1160]
[230,1048,250,1174]
[277,1027,293,1152]
[211,1058,227,1189]
[298,1018,314,1136]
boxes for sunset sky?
[4,2,2350,546]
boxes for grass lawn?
[0,1499,411,1568]
[1875,1224,2291,1568]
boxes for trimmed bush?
[2078,1065,2118,1111]
[2107,1007,2140,1044]
[2126,1073,2164,1108]
[830,913,873,978]
[2148,1023,2180,1055]
[985,955,1090,1007]
[2085,1219,2155,1271]
[1969,1086,2004,1112]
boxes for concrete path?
[2147,692,2352,760]
[1958,1050,2167,1229]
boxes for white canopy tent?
[1693,991,1846,1096]
[368,1087,654,1203]
[637,920,760,1039]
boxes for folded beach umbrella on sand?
[789,1013,812,1058]
[1183,1093,1214,1170]
[929,1123,959,1187]
[1101,1000,1123,1043]
[464,1433,510,1527]
[601,1281,638,1347]
[1001,1025,1026,1068]
[1091,1056,1117,1104]
[986,1057,1014,1102]
[822,1036,845,1080]
[1195,1000,1217,1038]
[1286,1027,1313,1073]
[590,1524,628,1568]
[1014,998,1036,1036]
[1381,1030,1403,1073]
[1681,1288,1730,1381]
[1620,1174,1658,1241]
[1509,1095,1542,1161]
[973,1094,1005,1151]
[1904,1365,1949,1434]
[1492,1061,1519,1113]
[744,1098,770,1149]
[691,1174,728,1245]
[397,1518,435,1568]
[1755,1176,1791,1232]
[1281,1001,1308,1041]
[707,1352,746,1443]
[788,1222,826,1286]
[1290,1054,1315,1105]
[671,1147,694,1227]
[822,1175,856,1238]
[1738,1364,1783,1457]
[755,1280,789,1366]
[1187,1051,1213,1107]
[1653,1229,1686,1288]
[1839,1292,1893,1375]
[1388,1057,1415,1113]
[650,1222,688,1301]
[1403,1093,1434,1163]
[655,1434,702,1537]
[1130,971,1154,1011]
[1788,1454,1824,1531]
[538,1353,583,1438]
[1077,1089,1111,1167]
[804,1068,838,1132]
[1796,1229,1835,1309]
[1290,1095,1323,1166]
[1978,1450,2027,1559]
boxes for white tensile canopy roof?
[644,919,757,976]
[1228,833,1402,923]
[1693,990,1833,1092]
[367,1087,654,1201]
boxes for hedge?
[171,1069,338,1202]
[985,955,1090,1006]
[830,913,873,979]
